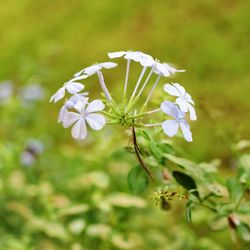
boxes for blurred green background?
[0,0,250,249]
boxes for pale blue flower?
[50,80,85,103]
[0,80,13,104]
[108,51,155,67]
[62,99,106,140]
[74,62,117,78]
[58,93,89,123]
[164,83,197,120]
[161,100,192,142]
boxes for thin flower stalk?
[124,59,131,97]
[142,74,161,110]
[97,71,112,102]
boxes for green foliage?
[128,165,149,194]
[172,171,200,201]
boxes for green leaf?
[149,141,163,162]
[226,178,243,204]
[185,201,192,222]
[128,165,149,194]
[160,143,175,154]
[172,171,200,201]
[163,153,197,170]
[236,223,250,242]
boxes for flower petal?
[50,87,65,103]
[74,98,88,113]
[66,94,88,109]
[172,83,186,96]
[65,82,84,94]
[185,93,194,105]
[163,64,185,74]
[85,113,106,131]
[108,51,126,58]
[138,52,155,67]
[164,84,181,97]
[74,64,101,77]
[176,97,188,112]
[124,51,142,61]
[70,75,88,82]
[58,105,67,123]
[187,103,197,121]
[179,121,193,142]
[160,100,179,119]
[99,62,117,69]
[162,120,179,137]
[62,112,81,128]
[71,118,87,140]
[85,99,105,113]
[154,62,170,77]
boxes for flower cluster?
[50,50,196,142]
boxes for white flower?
[153,62,185,77]
[50,81,85,103]
[58,93,89,122]
[164,83,197,120]
[0,80,13,104]
[20,84,45,103]
[74,62,117,78]
[108,51,155,67]
[160,100,192,142]
[62,99,106,140]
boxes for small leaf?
[236,223,250,241]
[172,171,200,201]
[226,178,243,204]
[128,166,149,194]
[185,201,192,222]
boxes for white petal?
[84,64,101,76]
[108,51,126,58]
[187,103,197,121]
[74,99,88,113]
[71,119,87,140]
[176,97,188,112]
[162,120,179,137]
[62,112,81,128]
[185,93,194,105]
[164,84,181,97]
[99,62,117,69]
[172,83,186,96]
[85,99,105,113]
[58,105,67,123]
[66,95,88,109]
[124,51,141,61]
[163,64,185,75]
[50,87,65,103]
[139,53,155,67]
[160,100,179,119]
[180,121,193,142]
[154,62,170,77]
[85,113,106,131]
[70,75,88,81]
[74,69,85,77]
[65,82,84,94]
[74,65,100,77]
